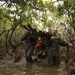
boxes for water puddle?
[0,58,59,75]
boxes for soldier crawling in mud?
[47,28,73,66]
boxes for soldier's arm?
[21,32,29,41]
[59,38,70,47]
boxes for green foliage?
[57,4,64,16]
[0,0,75,48]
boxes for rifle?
[24,25,36,32]
[22,25,30,31]
[27,25,34,31]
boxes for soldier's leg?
[56,56,60,65]
[25,44,30,55]
[48,55,54,66]
[37,49,47,59]
[26,46,34,62]
[47,49,54,66]
[37,49,43,59]
[53,56,60,65]
[23,42,29,55]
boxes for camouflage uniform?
[26,32,38,62]
[47,37,69,66]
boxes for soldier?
[25,29,38,63]
[47,28,73,66]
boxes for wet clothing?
[47,36,69,65]
[26,33,38,62]
[26,33,38,46]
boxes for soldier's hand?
[51,36,57,39]
[68,43,73,47]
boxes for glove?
[68,43,73,47]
